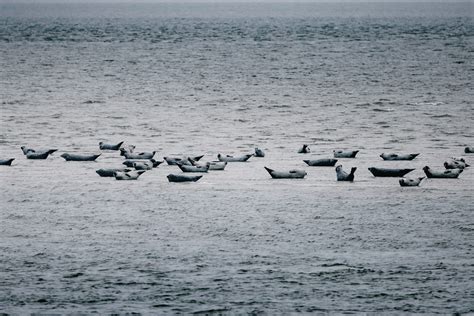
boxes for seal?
[207,161,227,171]
[164,157,192,165]
[96,168,131,177]
[465,147,474,153]
[399,177,425,187]
[21,146,57,156]
[167,174,203,183]
[423,166,463,178]
[335,165,357,181]
[297,144,310,154]
[444,159,469,170]
[217,154,252,162]
[114,170,146,180]
[99,141,124,150]
[123,151,156,160]
[61,153,101,161]
[264,167,307,179]
[178,164,209,173]
[123,159,162,168]
[368,167,415,177]
[304,158,338,166]
[0,158,14,166]
[133,161,154,170]
[334,150,359,158]
[380,153,419,161]
[254,148,265,157]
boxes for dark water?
[0,2,473,314]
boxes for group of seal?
[1,143,471,186]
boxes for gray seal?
[114,170,146,180]
[423,166,463,178]
[123,151,156,160]
[444,159,469,170]
[0,158,15,166]
[26,151,51,160]
[123,159,162,168]
[96,168,131,177]
[99,141,124,150]
[368,167,415,177]
[264,167,307,179]
[21,146,57,156]
[465,147,474,153]
[399,177,425,187]
[167,174,203,183]
[61,153,101,161]
[334,150,359,158]
[217,154,252,162]
[178,164,209,173]
[254,148,265,157]
[380,153,419,161]
[335,165,357,181]
[133,161,154,170]
[304,158,338,166]
[297,144,310,154]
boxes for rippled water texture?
[0,2,473,314]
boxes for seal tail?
[350,167,357,174]
[264,167,274,175]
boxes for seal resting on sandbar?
[123,159,162,168]
[399,177,425,187]
[114,170,146,180]
[167,174,203,183]
[444,159,469,170]
[21,146,57,156]
[368,167,415,177]
[0,158,14,166]
[465,147,474,153]
[61,153,101,161]
[133,161,154,171]
[217,154,252,162]
[297,144,310,154]
[99,141,124,150]
[178,164,209,173]
[96,168,131,177]
[254,148,265,157]
[334,150,359,158]
[26,151,52,160]
[304,158,338,166]
[335,165,356,181]
[380,153,419,161]
[423,166,463,178]
[123,151,156,160]
[264,167,307,179]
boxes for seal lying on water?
[167,174,203,183]
[423,166,463,178]
[297,144,310,154]
[368,167,415,177]
[380,153,419,161]
[399,177,425,187]
[335,165,357,181]
[99,141,124,150]
[0,158,14,166]
[123,159,162,168]
[96,168,131,177]
[123,151,156,160]
[217,154,252,162]
[254,148,265,157]
[26,151,52,160]
[178,164,209,173]
[114,170,145,180]
[61,153,101,161]
[304,158,338,166]
[334,150,359,158]
[264,167,307,179]
[465,147,474,153]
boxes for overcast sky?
[0,0,469,2]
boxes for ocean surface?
[0,2,473,314]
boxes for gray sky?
[0,0,470,2]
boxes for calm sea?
[0,2,473,314]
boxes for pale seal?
[133,161,154,170]
[368,167,415,177]
[0,158,14,166]
[217,154,252,162]
[304,158,338,166]
[114,170,146,180]
[164,157,191,166]
[21,146,57,156]
[423,166,463,178]
[334,150,359,158]
[123,151,156,160]
[380,153,419,161]
[61,153,101,161]
[399,177,425,187]
[207,161,227,171]
[178,164,209,173]
[335,165,357,181]
[167,174,203,183]
[99,141,124,151]
[264,167,307,179]
[297,144,310,154]
[254,148,265,157]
